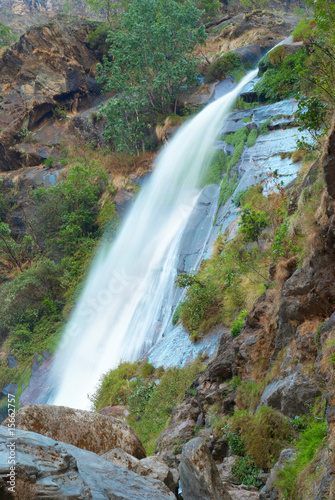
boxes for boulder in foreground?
[3,404,146,458]
[0,425,173,499]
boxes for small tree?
[0,22,15,48]
[85,0,130,28]
[98,0,206,153]
[239,208,269,246]
[0,222,34,272]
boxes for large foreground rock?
[179,437,232,500]
[0,426,174,499]
[3,404,146,458]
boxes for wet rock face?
[0,19,105,170]
[0,426,174,499]
[3,404,146,458]
[179,437,232,500]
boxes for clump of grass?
[230,406,293,469]
[236,380,266,413]
[246,128,258,147]
[205,52,243,83]
[259,117,271,135]
[231,309,248,337]
[276,419,327,499]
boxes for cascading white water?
[51,69,258,410]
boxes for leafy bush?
[172,303,183,326]
[225,127,249,147]
[233,189,247,207]
[0,258,64,357]
[231,456,263,488]
[231,309,248,337]
[227,431,245,456]
[254,50,307,103]
[271,220,301,262]
[43,156,55,168]
[202,150,228,186]
[33,162,108,256]
[231,407,293,469]
[276,420,327,499]
[205,52,243,83]
[239,208,270,245]
[179,279,219,337]
[246,128,258,147]
[292,18,314,42]
[259,117,271,135]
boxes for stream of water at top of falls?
[50,69,259,410]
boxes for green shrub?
[33,162,108,256]
[292,18,314,42]
[233,189,247,207]
[231,309,248,337]
[231,407,293,469]
[205,52,243,83]
[239,208,270,244]
[231,456,263,488]
[225,127,249,147]
[242,116,252,123]
[43,156,55,168]
[128,360,205,454]
[234,98,259,110]
[179,280,219,336]
[254,50,307,103]
[227,431,246,456]
[202,150,228,186]
[276,420,327,498]
[172,303,183,325]
[259,117,271,135]
[271,219,301,262]
[246,128,258,147]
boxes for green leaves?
[99,0,206,152]
[0,22,15,48]
[239,208,270,245]
[33,162,108,256]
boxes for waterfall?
[51,69,258,410]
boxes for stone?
[140,456,178,494]
[259,448,296,500]
[3,404,146,458]
[179,437,232,500]
[0,425,174,499]
[259,370,322,418]
[99,405,129,418]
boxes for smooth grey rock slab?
[0,426,175,499]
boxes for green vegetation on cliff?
[90,358,205,454]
